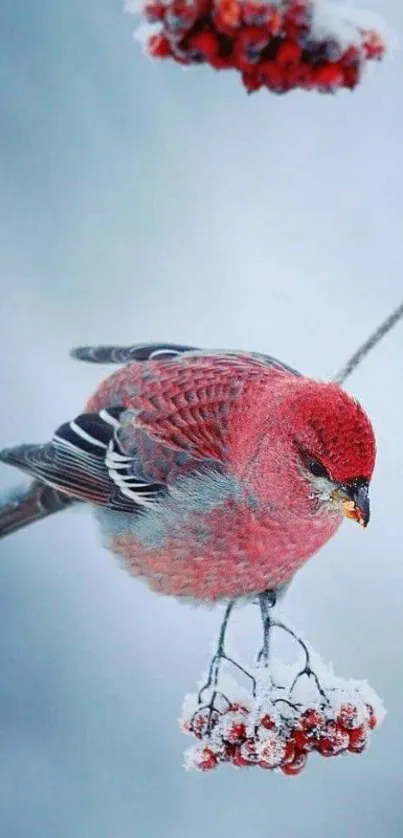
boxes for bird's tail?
[0,480,74,540]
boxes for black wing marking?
[0,409,165,513]
[0,439,113,505]
[70,343,198,364]
[0,480,74,540]
[56,411,164,508]
[105,436,163,508]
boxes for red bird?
[0,343,375,602]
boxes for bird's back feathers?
[0,344,299,540]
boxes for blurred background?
[1,0,403,835]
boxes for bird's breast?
[97,493,341,602]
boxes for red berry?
[313,63,344,92]
[230,739,258,767]
[148,34,173,59]
[222,718,247,744]
[213,0,242,31]
[281,750,308,776]
[231,748,252,767]
[227,703,249,715]
[240,738,259,763]
[260,713,276,731]
[144,0,166,21]
[258,735,286,769]
[281,740,296,766]
[187,30,220,62]
[233,27,269,72]
[348,726,368,754]
[337,703,362,731]
[222,742,236,762]
[221,706,249,744]
[242,69,263,93]
[342,64,361,90]
[242,2,277,29]
[283,21,300,40]
[190,708,219,740]
[209,53,233,70]
[341,45,361,67]
[362,30,385,60]
[300,709,325,735]
[365,704,377,731]
[317,722,349,757]
[258,60,286,92]
[287,62,313,89]
[276,39,302,69]
[284,0,311,27]
[289,728,311,752]
[197,747,219,771]
[165,0,198,31]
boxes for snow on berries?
[179,604,386,777]
[181,666,385,775]
[125,0,392,96]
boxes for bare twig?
[333,300,403,385]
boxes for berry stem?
[198,600,258,706]
[274,622,329,704]
[198,600,234,701]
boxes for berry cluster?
[180,671,384,774]
[128,0,387,95]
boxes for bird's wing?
[0,409,165,513]
[0,350,301,517]
[70,343,199,364]
[85,351,301,466]
[70,341,301,377]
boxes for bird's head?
[238,377,376,527]
[282,380,376,527]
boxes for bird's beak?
[332,480,370,528]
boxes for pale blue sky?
[1,1,403,835]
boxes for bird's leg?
[257,590,277,667]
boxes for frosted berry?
[289,727,311,752]
[337,703,362,730]
[317,722,349,757]
[221,713,247,744]
[300,708,325,735]
[348,726,368,754]
[365,703,377,730]
[260,713,277,731]
[258,735,286,769]
[190,708,219,739]
[281,750,308,776]
[196,746,220,771]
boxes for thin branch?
[333,300,403,385]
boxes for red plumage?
[0,347,377,602]
[83,353,375,600]
[86,355,375,482]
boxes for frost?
[180,607,386,775]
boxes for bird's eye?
[308,459,329,479]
